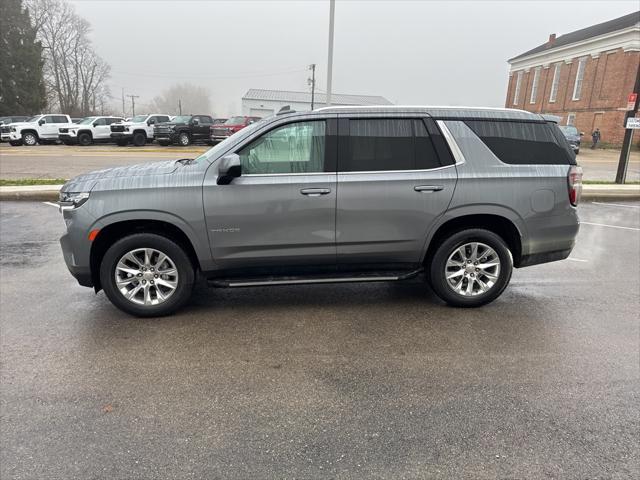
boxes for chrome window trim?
[337,164,457,175]
[436,120,466,166]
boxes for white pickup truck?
[58,116,125,146]
[109,114,172,146]
[1,114,73,146]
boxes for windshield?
[130,115,148,123]
[194,118,269,164]
[26,115,41,123]
[77,117,97,125]
[225,116,245,126]
[559,125,578,136]
[170,116,192,123]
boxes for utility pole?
[127,94,140,117]
[121,87,125,117]
[178,99,182,115]
[308,64,316,110]
[615,64,640,184]
[325,0,335,106]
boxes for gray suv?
[59,106,582,317]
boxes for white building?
[241,89,393,117]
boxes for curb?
[0,185,638,203]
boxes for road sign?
[627,93,638,111]
[625,117,640,129]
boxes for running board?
[207,268,423,288]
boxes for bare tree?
[25,0,110,116]
[153,83,213,115]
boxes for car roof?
[309,105,543,121]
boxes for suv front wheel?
[22,132,38,146]
[429,229,513,308]
[100,233,195,317]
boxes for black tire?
[78,132,92,146]
[157,140,171,146]
[178,132,191,146]
[428,229,513,308]
[9,140,23,146]
[22,131,38,146]
[116,139,128,146]
[132,132,146,147]
[100,233,195,317]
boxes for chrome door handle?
[414,185,444,192]
[300,188,331,196]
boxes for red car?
[210,116,260,143]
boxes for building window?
[566,113,576,126]
[549,63,561,103]
[572,58,587,101]
[530,67,541,104]
[513,71,523,105]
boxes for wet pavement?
[0,200,638,479]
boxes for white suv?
[1,114,73,146]
[58,116,125,146]
[109,114,172,146]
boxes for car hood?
[61,160,182,192]
[4,121,36,128]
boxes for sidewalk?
[1,183,638,202]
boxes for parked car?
[59,106,581,317]
[110,114,172,146]
[558,125,583,154]
[210,115,260,143]
[154,115,214,146]
[0,116,31,142]
[1,114,73,146]
[58,116,125,146]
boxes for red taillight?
[568,165,583,207]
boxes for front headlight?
[70,129,77,134]
[10,127,16,132]
[59,191,90,209]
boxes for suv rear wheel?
[429,229,513,308]
[100,233,195,317]
[178,132,191,146]
[22,132,38,146]
[132,132,146,147]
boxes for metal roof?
[242,89,393,106]
[509,11,639,62]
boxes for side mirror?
[192,118,200,125]
[217,153,241,185]
[38,119,45,126]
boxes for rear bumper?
[517,248,573,267]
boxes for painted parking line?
[592,202,640,209]
[42,202,59,208]
[581,221,640,232]
[568,257,589,263]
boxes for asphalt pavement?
[0,200,639,479]
[0,143,639,182]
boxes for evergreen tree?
[0,0,46,115]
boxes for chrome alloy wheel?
[23,133,37,145]
[179,133,189,145]
[444,242,501,297]
[114,248,179,306]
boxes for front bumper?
[210,135,230,142]
[155,132,178,142]
[59,134,78,144]
[2,132,21,141]
[60,232,93,287]
[110,132,133,141]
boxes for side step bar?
[207,268,423,288]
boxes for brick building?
[506,11,640,146]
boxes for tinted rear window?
[342,119,443,172]
[465,120,575,165]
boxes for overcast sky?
[69,0,638,116]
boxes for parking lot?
[0,200,638,479]
[0,142,639,182]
